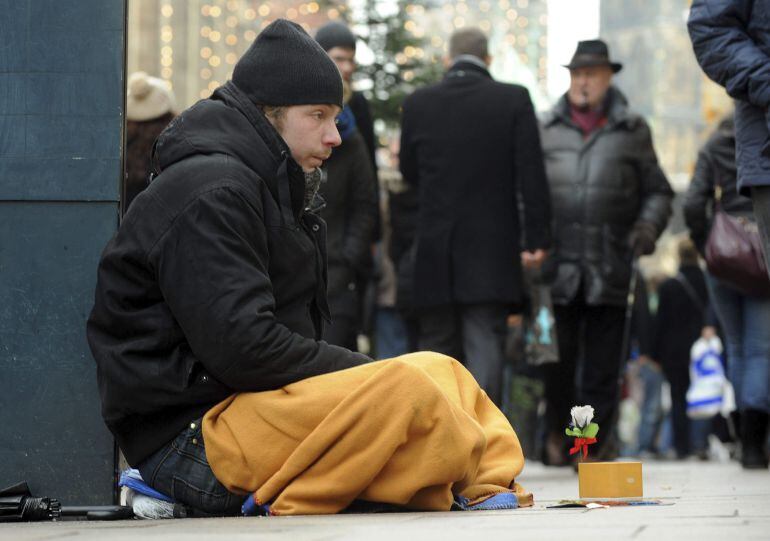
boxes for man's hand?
[521,249,547,269]
[628,222,657,256]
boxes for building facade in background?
[128,0,550,111]
[128,0,347,108]
[126,0,733,184]
[600,0,732,190]
[409,0,549,101]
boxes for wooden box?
[578,461,643,498]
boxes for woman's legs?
[707,273,770,468]
[738,295,770,467]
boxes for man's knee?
[386,351,461,375]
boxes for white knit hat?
[126,72,176,121]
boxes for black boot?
[741,409,769,469]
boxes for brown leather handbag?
[705,187,770,296]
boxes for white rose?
[570,405,594,428]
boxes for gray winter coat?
[540,87,673,307]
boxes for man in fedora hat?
[539,39,673,463]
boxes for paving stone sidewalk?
[3,460,769,540]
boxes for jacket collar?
[450,54,489,71]
[446,57,492,80]
[545,86,634,130]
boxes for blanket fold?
[203,352,532,515]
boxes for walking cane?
[599,256,640,459]
[620,256,640,365]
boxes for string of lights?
[130,1,549,108]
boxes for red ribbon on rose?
[569,437,597,459]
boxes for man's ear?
[443,56,452,69]
[484,55,492,67]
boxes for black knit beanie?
[314,21,357,52]
[233,19,342,108]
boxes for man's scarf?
[336,105,357,141]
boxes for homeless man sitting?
[87,19,532,516]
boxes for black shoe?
[742,446,769,469]
[542,430,570,467]
[740,409,769,470]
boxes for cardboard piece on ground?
[546,499,672,509]
[578,461,643,498]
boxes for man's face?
[275,104,342,172]
[568,65,613,111]
[327,46,356,83]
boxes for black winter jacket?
[539,88,673,307]
[399,61,551,308]
[87,82,369,466]
[349,91,381,242]
[320,130,378,320]
[683,116,754,253]
[653,265,708,372]
[688,0,770,192]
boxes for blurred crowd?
[123,1,770,471]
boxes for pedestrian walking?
[399,27,551,405]
[313,78,378,350]
[315,20,381,351]
[539,39,673,463]
[684,115,770,469]
[652,239,710,459]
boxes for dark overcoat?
[652,265,708,373]
[320,130,378,320]
[399,61,551,308]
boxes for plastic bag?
[686,336,727,419]
[523,267,559,366]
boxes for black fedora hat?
[563,39,622,73]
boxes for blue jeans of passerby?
[690,418,713,455]
[706,274,770,413]
[375,307,409,359]
[637,361,664,453]
[137,419,245,515]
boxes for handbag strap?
[711,158,724,206]
[674,272,705,313]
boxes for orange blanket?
[202,352,532,515]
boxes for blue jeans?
[375,307,409,359]
[706,274,770,413]
[637,361,664,453]
[137,419,245,516]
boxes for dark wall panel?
[0,203,118,503]
[0,0,124,505]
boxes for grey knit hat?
[314,21,357,52]
[233,19,343,108]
